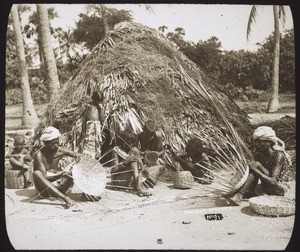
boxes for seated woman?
[229,126,293,205]
[5,135,33,188]
[170,138,214,184]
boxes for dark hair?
[92,91,103,103]
[185,138,204,154]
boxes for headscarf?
[253,126,291,165]
[40,126,61,142]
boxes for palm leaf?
[247,5,258,41]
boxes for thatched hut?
[36,22,253,194]
[38,21,251,148]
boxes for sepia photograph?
[4,2,296,250]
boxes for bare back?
[85,104,104,123]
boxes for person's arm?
[173,155,194,170]
[200,153,211,168]
[59,148,82,162]
[81,105,88,139]
[269,152,286,180]
[34,152,65,182]
[155,131,164,153]
[249,160,278,186]
[5,149,20,159]
[133,133,141,148]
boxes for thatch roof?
[36,22,252,154]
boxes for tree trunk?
[267,5,281,113]
[100,5,109,36]
[37,4,60,101]
[11,5,39,128]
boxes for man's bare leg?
[34,171,75,208]
[131,162,152,197]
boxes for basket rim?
[249,195,295,205]
[249,195,295,216]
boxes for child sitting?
[5,135,33,188]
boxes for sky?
[21,3,294,52]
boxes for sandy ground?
[4,96,296,250]
[5,174,296,250]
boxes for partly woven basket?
[72,154,107,196]
[173,171,194,189]
[249,195,295,217]
[223,165,249,196]
[5,169,33,189]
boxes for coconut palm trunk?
[267,5,281,112]
[100,4,109,36]
[37,4,60,101]
[11,5,39,128]
[247,5,284,113]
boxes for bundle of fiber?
[36,22,252,196]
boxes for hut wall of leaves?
[36,22,253,196]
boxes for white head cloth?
[40,126,61,142]
[253,126,291,165]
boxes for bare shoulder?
[155,131,162,138]
[34,148,44,160]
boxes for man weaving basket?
[33,126,82,208]
[111,121,165,197]
[228,126,293,205]
[135,119,166,186]
[170,138,214,184]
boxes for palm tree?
[247,5,286,112]
[37,4,60,101]
[159,25,168,34]
[11,5,39,128]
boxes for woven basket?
[249,195,295,217]
[72,154,107,196]
[5,169,33,189]
[173,171,194,189]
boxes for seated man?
[229,126,293,205]
[5,135,32,188]
[111,131,153,197]
[171,138,214,184]
[135,119,166,186]
[33,126,81,208]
